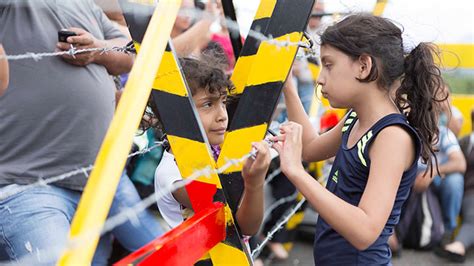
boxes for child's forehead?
[192,90,227,100]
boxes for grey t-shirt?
[0,0,126,191]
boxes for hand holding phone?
[58,29,77,42]
[57,27,103,67]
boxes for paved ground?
[256,203,474,265]
[262,237,474,266]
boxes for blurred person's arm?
[439,149,467,176]
[440,88,463,137]
[172,1,217,56]
[438,127,467,175]
[447,107,463,137]
[94,0,131,38]
[413,149,466,192]
[172,19,213,56]
[0,44,8,95]
[94,0,126,25]
[413,170,434,193]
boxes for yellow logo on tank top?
[332,170,339,183]
[357,130,373,167]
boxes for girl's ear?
[355,54,378,83]
[358,54,373,80]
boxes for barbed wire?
[0,142,164,201]
[1,42,135,62]
[180,8,315,51]
[4,148,258,265]
[0,3,312,264]
[264,167,282,186]
[263,191,298,223]
[0,6,318,63]
[251,198,306,259]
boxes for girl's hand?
[242,141,271,190]
[271,122,305,177]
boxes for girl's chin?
[209,139,224,146]
[328,101,346,109]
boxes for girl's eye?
[202,102,212,108]
[324,64,332,69]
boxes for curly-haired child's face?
[193,90,228,146]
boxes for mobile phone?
[58,30,77,42]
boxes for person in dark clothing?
[272,14,446,265]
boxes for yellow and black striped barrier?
[218,0,316,221]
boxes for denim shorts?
[0,172,163,265]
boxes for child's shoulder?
[154,151,182,187]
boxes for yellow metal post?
[437,44,474,69]
[373,0,388,16]
[57,1,181,265]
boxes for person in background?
[423,124,466,242]
[435,109,474,263]
[307,1,325,38]
[440,84,464,137]
[0,1,136,264]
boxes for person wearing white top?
[151,57,271,234]
[155,150,187,228]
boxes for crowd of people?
[0,0,472,265]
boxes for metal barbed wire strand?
[98,150,255,238]
[0,142,164,201]
[180,8,313,51]
[0,7,318,62]
[251,198,306,259]
[13,150,256,265]
[182,8,319,59]
[262,191,298,223]
[1,43,134,61]
[264,167,282,186]
[0,3,307,262]
[1,149,256,265]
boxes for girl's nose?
[316,75,325,86]
[216,105,228,122]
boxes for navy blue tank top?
[313,111,421,265]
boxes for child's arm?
[281,73,343,162]
[172,185,193,209]
[274,122,415,250]
[236,141,271,235]
[0,44,9,95]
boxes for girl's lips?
[211,128,226,134]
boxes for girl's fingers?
[251,141,270,162]
[242,156,252,172]
[272,142,283,154]
[279,122,303,144]
[271,134,285,142]
[279,121,298,134]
